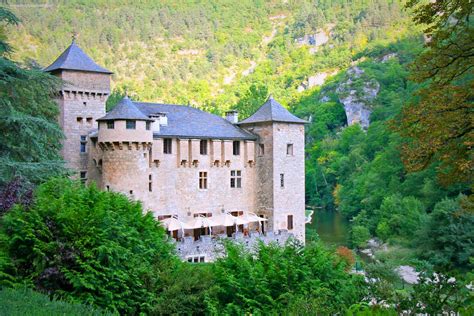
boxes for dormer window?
[126,120,136,129]
[150,112,168,126]
[107,121,114,129]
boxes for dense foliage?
[0,178,176,314]
[7,0,412,110]
[0,7,64,185]
[0,287,108,316]
[0,179,370,314]
[399,0,474,185]
[206,241,365,314]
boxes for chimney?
[225,110,239,124]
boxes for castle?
[45,40,307,261]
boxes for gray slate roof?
[238,96,308,125]
[44,40,112,74]
[134,102,256,140]
[97,97,153,121]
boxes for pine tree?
[0,7,65,185]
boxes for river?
[306,210,350,248]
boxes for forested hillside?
[9,0,411,109]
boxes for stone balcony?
[170,230,293,262]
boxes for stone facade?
[52,70,110,174]
[49,42,307,253]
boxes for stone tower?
[238,96,307,242]
[44,39,112,178]
[95,97,154,201]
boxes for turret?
[44,38,112,181]
[238,96,307,242]
[95,97,154,199]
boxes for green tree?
[399,0,474,185]
[0,178,177,314]
[417,196,474,271]
[233,84,268,119]
[0,7,64,185]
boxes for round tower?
[96,96,154,200]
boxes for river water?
[306,210,350,248]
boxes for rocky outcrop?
[336,66,379,130]
[297,70,338,92]
[295,30,329,47]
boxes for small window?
[77,117,83,123]
[80,135,87,153]
[163,138,172,154]
[126,120,136,129]
[146,122,151,130]
[287,215,293,230]
[106,185,110,191]
[230,170,242,188]
[83,101,87,106]
[233,141,240,155]
[258,144,265,156]
[200,140,208,155]
[107,121,115,129]
[148,174,152,192]
[129,190,133,195]
[280,173,284,188]
[86,117,92,124]
[80,171,87,183]
[199,171,208,189]
[287,144,294,156]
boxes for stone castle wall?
[271,123,306,241]
[89,137,257,232]
[55,70,110,174]
[240,122,306,242]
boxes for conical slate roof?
[238,96,308,124]
[44,40,112,74]
[97,96,153,121]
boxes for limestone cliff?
[336,66,379,130]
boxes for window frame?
[80,171,87,183]
[126,120,136,130]
[287,143,294,156]
[258,143,265,156]
[233,141,240,156]
[146,121,151,130]
[230,170,242,188]
[163,138,172,154]
[280,173,285,188]
[200,140,208,155]
[199,171,208,190]
[287,215,294,230]
[80,135,87,153]
[107,121,115,129]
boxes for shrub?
[205,240,366,314]
[336,246,356,270]
[0,287,109,316]
[0,178,177,314]
[352,225,370,248]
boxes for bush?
[0,287,108,316]
[352,225,370,248]
[0,178,177,314]
[205,240,366,314]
